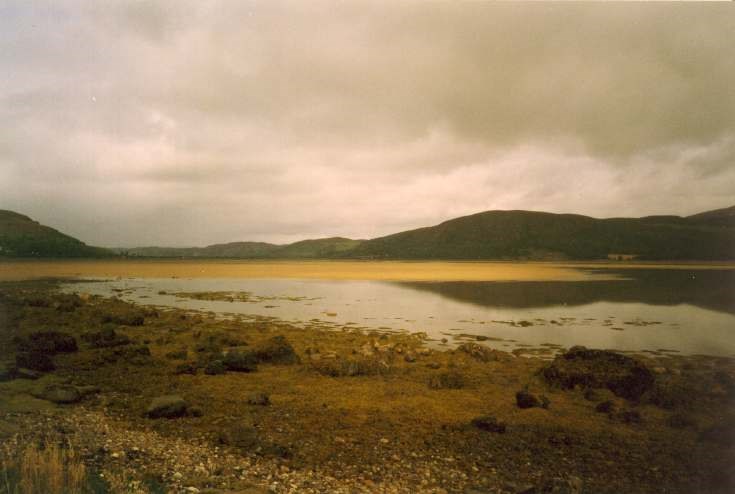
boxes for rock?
[428,371,465,390]
[611,409,642,424]
[18,331,78,354]
[145,395,188,418]
[404,354,416,363]
[204,360,226,375]
[0,364,15,381]
[218,425,259,449]
[82,326,131,348]
[254,336,300,364]
[40,385,82,404]
[187,406,204,417]
[101,311,145,326]
[15,351,55,372]
[542,346,654,401]
[312,355,390,377]
[165,349,188,360]
[247,392,270,406]
[595,400,616,414]
[516,390,541,409]
[76,385,101,397]
[426,362,441,369]
[471,416,506,433]
[174,362,197,375]
[457,342,510,362]
[14,368,42,380]
[520,475,583,494]
[222,350,258,372]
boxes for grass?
[1,440,87,494]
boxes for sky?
[1,1,734,247]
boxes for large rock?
[15,351,55,372]
[471,415,506,433]
[40,385,82,404]
[542,346,654,401]
[254,336,300,364]
[18,331,78,354]
[222,350,258,372]
[145,395,188,418]
[82,326,131,348]
[428,371,465,390]
[457,343,511,362]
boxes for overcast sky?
[1,2,733,247]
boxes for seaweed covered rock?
[15,351,55,372]
[542,346,654,401]
[17,331,78,354]
[145,395,188,418]
[82,326,131,348]
[311,354,391,377]
[254,335,300,365]
[457,342,511,362]
[38,384,82,404]
[471,415,506,433]
[428,370,465,390]
[222,350,258,372]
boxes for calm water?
[61,268,735,357]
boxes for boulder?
[204,360,226,375]
[254,336,300,364]
[145,395,188,418]
[18,331,78,354]
[520,476,583,494]
[40,385,82,404]
[471,415,506,433]
[15,352,55,372]
[247,392,270,406]
[542,346,654,401]
[222,350,258,372]
[457,343,510,362]
[83,326,131,348]
[428,371,465,390]
[516,390,546,409]
[218,425,259,449]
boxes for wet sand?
[1,259,733,283]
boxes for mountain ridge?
[1,206,733,260]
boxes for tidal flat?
[0,262,734,493]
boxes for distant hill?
[0,210,112,258]
[115,237,364,259]
[4,205,734,260]
[344,208,735,261]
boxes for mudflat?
[1,259,734,283]
[0,280,733,493]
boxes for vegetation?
[0,440,87,494]
[2,205,733,260]
[0,210,112,259]
[346,208,735,261]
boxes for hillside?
[344,208,735,261]
[116,237,363,259]
[0,210,112,258]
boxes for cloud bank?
[1,2,733,246]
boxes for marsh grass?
[1,439,87,494]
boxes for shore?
[0,280,733,493]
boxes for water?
[61,267,735,357]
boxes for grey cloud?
[0,1,733,246]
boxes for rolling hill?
[0,210,112,258]
[2,206,733,260]
[343,208,735,261]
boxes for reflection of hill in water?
[395,269,735,315]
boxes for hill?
[0,210,112,258]
[116,237,363,259]
[344,208,735,261]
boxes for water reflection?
[395,269,735,315]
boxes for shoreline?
[1,280,733,493]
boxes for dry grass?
[1,439,87,494]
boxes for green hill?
[0,210,112,258]
[116,237,363,259]
[344,208,735,261]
